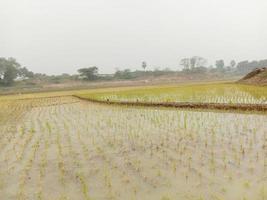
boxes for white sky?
[0,0,266,74]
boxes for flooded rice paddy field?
[0,96,266,200]
[83,83,267,104]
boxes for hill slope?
[238,67,267,85]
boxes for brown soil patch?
[238,67,267,85]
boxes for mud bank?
[74,95,267,112]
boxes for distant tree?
[114,69,134,79]
[191,56,207,68]
[19,67,34,78]
[180,58,191,70]
[163,67,171,72]
[0,61,5,80]
[153,67,160,71]
[142,61,147,71]
[60,73,71,79]
[190,57,196,69]
[181,56,207,70]
[78,67,99,81]
[230,60,236,68]
[0,57,22,85]
[258,59,267,68]
[235,59,267,74]
[215,60,225,70]
[236,60,249,74]
[3,65,19,85]
[191,66,208,73]
[250,61,259,69]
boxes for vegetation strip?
[74,95,267,112]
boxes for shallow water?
[0,96,266,200]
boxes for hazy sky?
[1,0,266,74]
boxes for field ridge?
[74,95,267,112]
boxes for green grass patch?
[77,83,267,104]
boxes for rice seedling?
[78,83,267,105]
[0,91,266,199]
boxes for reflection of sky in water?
[1,96,267,200]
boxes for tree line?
[78,58,267,81]
[0,56,266,86]
[180,56,267,74]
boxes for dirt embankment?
[74,96,267,112]
[238,67,267,85]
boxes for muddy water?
[0,96,266,200]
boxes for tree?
[180,58,191,70]
[235,59,267,74]
[19,67,34,78]
[190,57,196,69]
[3,66,19,85]
[114,69,134,79]
[215,60,225,70]
[181,56,207,70]
[0,57,22,85]
[78,67,99,81]
[236,60,249,74]
[258,59,267,68]
[142,61,147,71]
[230,60,236,68]
[191,56,207,68]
